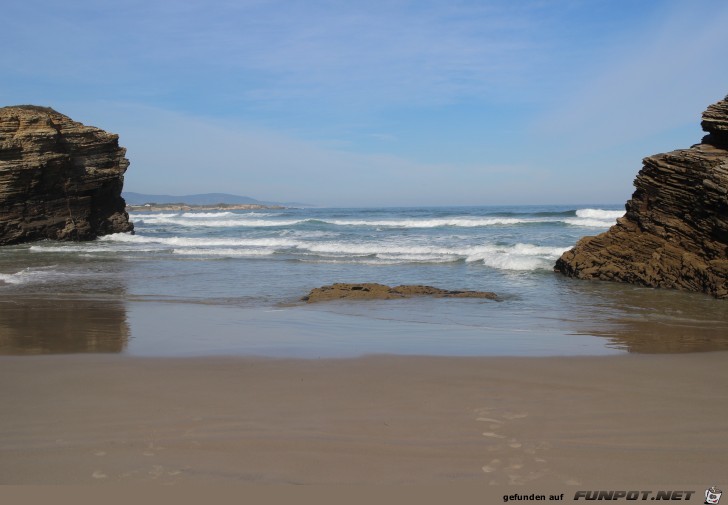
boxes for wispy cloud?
[532,0,728,150]
[66,101,531,206]
[4,0,724,206]
[2,0,560,109]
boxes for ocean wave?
[132,215,529,229]
[562,208,625,228]
[134,216,305,227]
[279,230,339,239]
[132,212,624,230]
[325,217,525,228]
[304,242,456,256]
[180,212,235,218]
[99,233,299,248]
[171,248,276,257]
[96,232,570,271]
[127,212,181,218]
[0,266,64,285]
[563,218,618,228]
[575,208,625,219]
[462,244,570,270]
[300,241,570,270]
[29,244,163,253]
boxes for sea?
[1,204,727,357]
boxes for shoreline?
[1,351,726,486]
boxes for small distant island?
[126,202,284,212]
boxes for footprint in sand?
[148,465,165,479]
[502,412,528,420]
[143,441,164,457]
[474,407,551,485]
[482,458,501,473]
[476,417,503,423]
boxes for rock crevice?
[555,95,728,298]
[0,106,133,245]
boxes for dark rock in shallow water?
[555,94,728,298]
[0,105,133,245]
[303,283,498,303]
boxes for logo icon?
[706,486,722,505]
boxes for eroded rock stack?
[555,95,728,298]
[0,105,133,245]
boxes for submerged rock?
[555,94,728,298]
[0,105,133,245]
[303,283,498,303]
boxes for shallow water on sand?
[1,205,727,357]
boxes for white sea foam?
[29,244,162,253]
[172,248,275,257]
[280,230,339,239]
[510,243,572,257]
[93,232,573,270]
[297,241,571,270]
[134,215,538,229]
[0,266,64,285]
[303,242,451,256]
[376,253,458,263]
[128,212,180,218]
[461,244,568,270]
[480,254,551,271]
[130,209,625,231]
[563,218,616,227]
[99,233,300,248]
[326,217,525,228]
[564,208,624,228]
[180,212,235,218]
[134,216,304,227]
[575,208,625,219]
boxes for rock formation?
[0,105,132,245]
[303,283,498,303]
[555,94,728,298]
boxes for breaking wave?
[130,208,624,230]
[88,233,571,271]
[0,266,66,286]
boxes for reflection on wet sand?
[0,298,129,354]
[567,282,728,353]
[598,318,728,353]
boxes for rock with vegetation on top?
[303,283,498,302]
[555,94,728,298]
[0,105,133,245]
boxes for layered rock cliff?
[0,105,132,245]
[555,95,728,298]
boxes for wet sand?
[1,352,726,488]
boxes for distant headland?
[123,192,312,211]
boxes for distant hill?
[122,192,313,207]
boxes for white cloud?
[65,102,530,206]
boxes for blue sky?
[3,0,728,206]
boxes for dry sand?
[1,352,726,492]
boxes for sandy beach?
[1,352,726,490]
